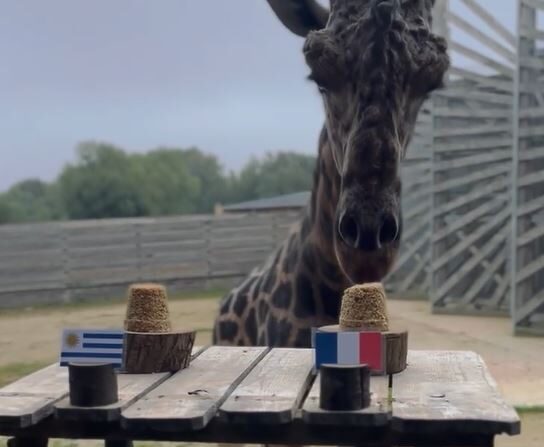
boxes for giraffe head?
[267,0,449,283]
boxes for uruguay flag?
[60,329,124,367]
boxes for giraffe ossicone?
[213,0,449,347]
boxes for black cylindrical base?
[68,363,118,407]
[319,364,371,411]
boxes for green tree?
[0,179,63,223]
[58,142,148,219]
[134,148,200,216]
[0,195,13,224]
[178,147,228,213]
[230,151,316,202]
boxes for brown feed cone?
[124,283,172,333]
[339,283,389,331]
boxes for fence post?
[60,223,71,303]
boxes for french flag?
[313,330,385,373]
[60,329,124,368]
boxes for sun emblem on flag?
[65,332,80,348]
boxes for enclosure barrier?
[1,0,544,335]
[512,0,544,334]
[0,211,299,308]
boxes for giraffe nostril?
[379,214,399,245]
[338,212,360,248]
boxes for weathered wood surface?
[219,348,313,424]
[0,365,68,429]
[392,351,520,435]
[121,346,268,431]
[0,349,520,446]
[55,371,170,422]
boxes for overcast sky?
[0,1,516,191]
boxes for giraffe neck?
[286,126,350,326]
[213,126,351,347]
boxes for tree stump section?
[384,331,408,374]
[123,331,195,374]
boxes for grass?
[0,361,51,388]
[515,405,544,414]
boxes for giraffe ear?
[266,0,329,37]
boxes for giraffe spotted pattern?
[212,0,449,348]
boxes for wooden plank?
[434,123,512,138]
[432,198,505,242]
[302,372,389,427]
[398,253,429,292]
[517,194,544,216]
[434,137,512,154]
[450,41,513,77]
[518,170,544,187]
[447,11,516,63]
[121,346,268,431]
[516,255,544,284]
[54,372,170,422]
[53,347,208,422]
[219,348,314,424]
[392,351,520,435]
[433,177,508,217]
[433,165,509,193]
[432,209,510,271]
[436,87,513,106]
[433,149,511,171]
[514,289,544,323]
[435,226,509,300]
[519,125,544,139]
[434,107,511,119]
[522,0,544,10]
[461,244,507,305]
[519,106,544,119]
[448,67,513,93]
[0,365,68,429]
[460,0,517,47]
[517,223,544,247]
[394,232,429,272]
[518,146,544,161]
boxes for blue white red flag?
[313,329,385,374]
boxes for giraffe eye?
[307,73,331,95]
[317,85,329,95]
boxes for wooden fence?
[2,0,544,335]
[430,0,515,315]
[0,212,300,308]
[385,105,433,296]
[512,0,544,334]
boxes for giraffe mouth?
[333,234,400,284]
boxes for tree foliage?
[0,143,316,224]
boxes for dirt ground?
[0,296,542,446]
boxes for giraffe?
[213,0,449,348]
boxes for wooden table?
[0,347,520,447]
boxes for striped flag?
[313,330,385,374]
[60,329,124,368]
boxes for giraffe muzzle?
[337,210,399,252]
